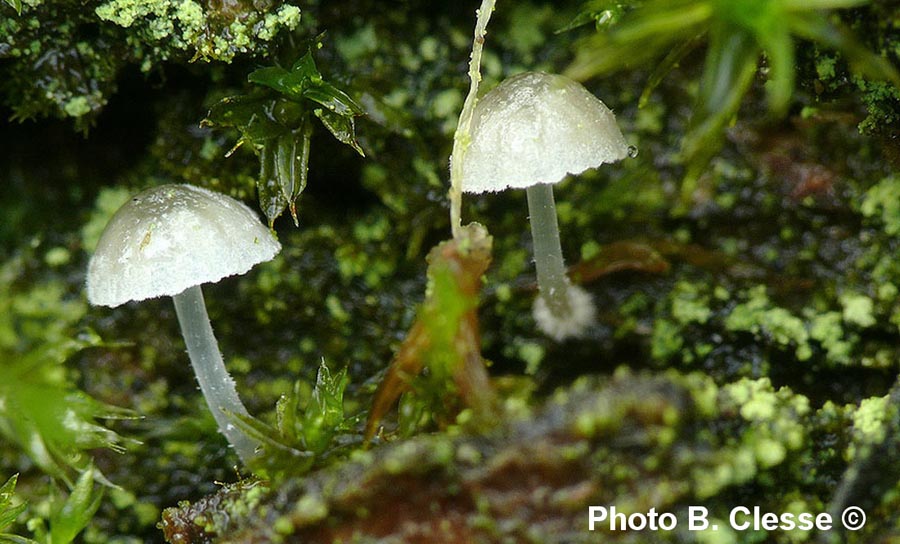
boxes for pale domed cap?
[459,72,629,194]
[87,184,281,307]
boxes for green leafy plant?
[204,49,365,226]
[232,361,357,479]
[2,0,20,15]
[0,254,133,486]
[0,475,31,544]
[566,0,900,206]
[28,468,103,544]
[0,470,101,544]
[557,0,627,33]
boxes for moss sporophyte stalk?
[365,223,495,440]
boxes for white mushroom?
[457,71,630,341]
[87,183,281,464]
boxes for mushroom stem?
[172,285,258,464]
[526,183,574,317]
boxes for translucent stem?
[526,183,572,317]
[172,285,258,464]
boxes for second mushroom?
[456,71,630,341]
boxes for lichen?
[0,0,309,127]
[94,0,303,63]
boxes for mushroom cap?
[87,184,281,307]
[458,71,629,194]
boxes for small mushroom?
[86,184,281,464]
[457,71,630,340]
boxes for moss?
[515,341,545,375]
[857,79,900,135]
[43,247,71,268]
[159,371,839,542]
[292,494,328,525]
[63,95,92,117]
[651,318,684,361]
[499,2,554,66]
[670,280,712,325]
[849,395,889,458]
[81,187,132,252]
[724,286,811,361]
[695,524,738,544]
[860,176,900,235]
[335,23,378,63]
[840,292,877,328]
[808,312,854,364]
[815,54,837,80]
